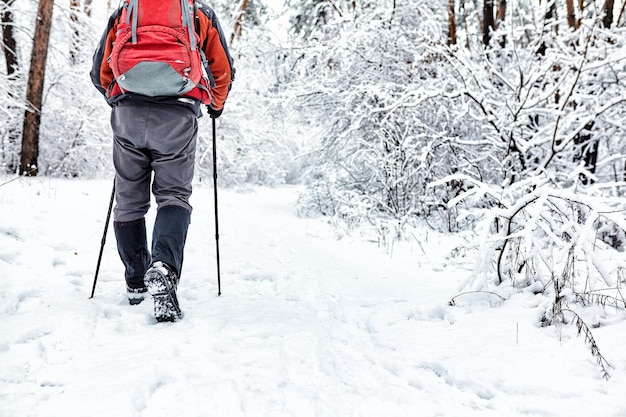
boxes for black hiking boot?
[126,285,148,305]
[144,261,183,322]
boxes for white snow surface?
[1,178,626,417]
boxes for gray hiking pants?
[111,100,197,222]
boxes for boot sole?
[144,269,183,322]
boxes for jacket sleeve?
[90,11,119,102]
[196,3,235,110]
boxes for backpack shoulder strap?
[125,0,139,44]
[181,0,196,50]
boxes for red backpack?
[109,0,211,103]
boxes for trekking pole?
[212,116,222,296]
[90,179,115,299]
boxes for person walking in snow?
[90,0,234,321]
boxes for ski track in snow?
[1,178,626,417]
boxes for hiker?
[90,0,234,322]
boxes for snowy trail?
[1,179,626,417]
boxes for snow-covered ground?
[1,178,625,417]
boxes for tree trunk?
[448,0,457,45]
[548,0,558,34]
[1,0,18,76]
[230,0,249,45]
[483,0,494,46]
[574,122,597,185]
[495,0,506,28]
[602,0,614,28]
[565,0,578,28]
[494,0,506,46]
[20,0,54,176]
[537,0,557,55]
[70,0,81,64]
[83,0,92,16]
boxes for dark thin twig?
[562,308,612,380]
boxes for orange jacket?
[91,1,234,111]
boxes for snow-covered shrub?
[437,175,626,378]
[429,14,626,377]
[429,13,626,287]
[291,1,456,242]
[291,0,626,242]
[450,181,626,289]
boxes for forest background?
[3,0,626,378]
